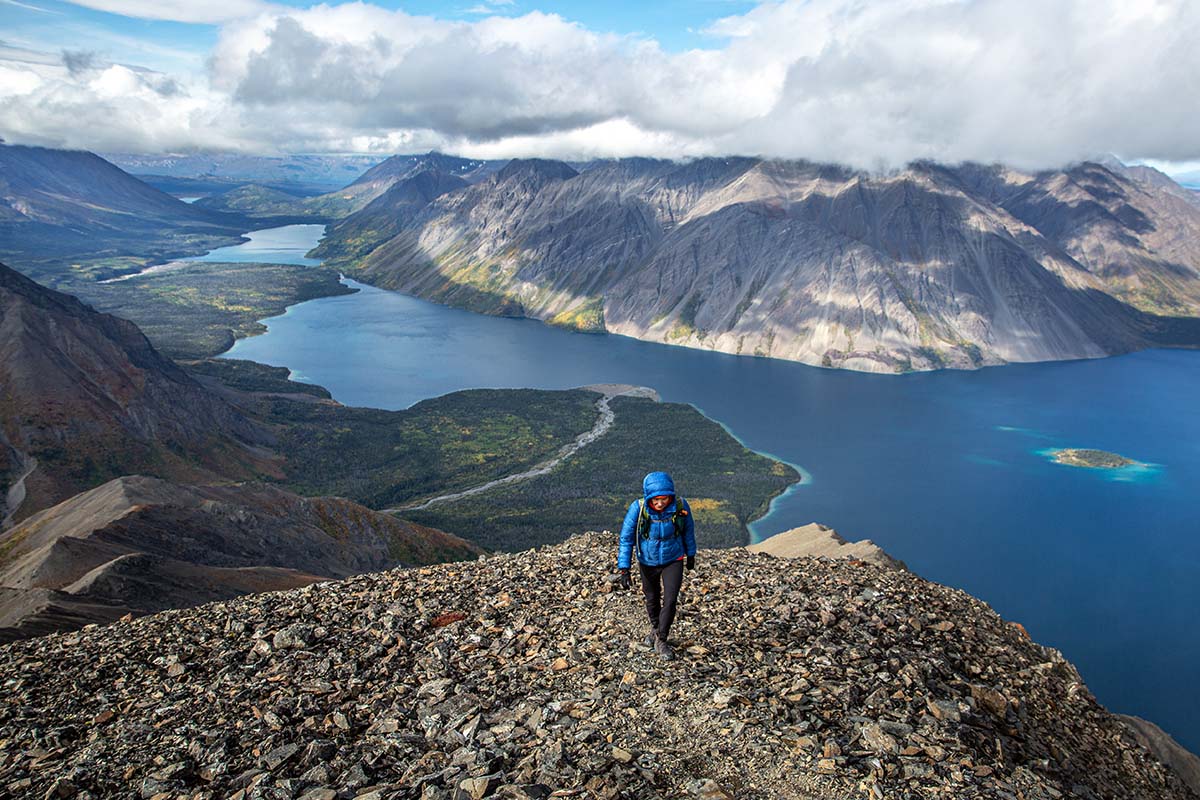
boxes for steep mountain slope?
[304,152,499,218]
[311,170,469,262]
[327,157,1200,372]
[1099,159,1200,211]
[0,533,1193,798]
[0,476,479,641]
[0,145,246,282]
[948,162,1200,316]
[0,263,271,525]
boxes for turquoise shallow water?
[221,226,1200,752]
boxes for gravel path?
[382,386,655,514]
[2,452,36,530]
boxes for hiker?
[616,471,696,660]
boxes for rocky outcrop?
[0,532,1193,798]
[327,156,1200,372]
[0,263,272,523]
[747,523,906,570]
[1120,715,1200,797]
[0,475,480,641]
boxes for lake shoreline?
[212,225,1200,753]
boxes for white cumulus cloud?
[2,0,1198,168]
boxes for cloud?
[463,0,517,15]
[3,0,1199,168]
[61,0,273,24]
[0,54,261,152]
[1,0,61,13]
[61,49,98,76]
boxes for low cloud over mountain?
[2,0,1199,168]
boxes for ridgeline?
[1,533,1194,799]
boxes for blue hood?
[642,471,676,501]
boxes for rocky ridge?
[0,476,480,642]
[1120,715,1200,796]
[748,524,905,570]
[1,532,1193,799]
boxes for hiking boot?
[644,632,657,648]
[654,638,674,661]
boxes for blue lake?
[188,224,325,266]
[222,226,1200,752]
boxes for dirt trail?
[2,451,37,531]
[383,385,656,513]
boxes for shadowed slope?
[323,156,1200,372]
[0,144,247,281]
[0,263,272,524]
[0,475,479,640]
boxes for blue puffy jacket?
[617,471,697,569]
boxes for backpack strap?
[636,499,650,541]
[672,497,689,538]
[638,496,689,541]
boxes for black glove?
[619,568,631,590]
[686,556,695,571]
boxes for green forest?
[74,261,355,359]
[400,395,799,552]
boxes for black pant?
[639,559,684,641]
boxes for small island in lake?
[1050,448,1137,468]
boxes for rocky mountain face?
[949,161,1200,317]
[304,153,501,219]
[323,156,1200,372]
[0,476,480,642]
[310,171,470,262]
[0,263,271,525]
[0,532,1194,799]
[1100,159,1200,212]
[196,153,502,222]
[1121,715,1200,797]
[0,145,245,281]
[748,524,906,570]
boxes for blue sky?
[1,1,214,72]
[1,0,1198,172]
[1,0,758,71]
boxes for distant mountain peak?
[496,158,579,183]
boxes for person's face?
[648,494,672,512]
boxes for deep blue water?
[221,226,1200,752]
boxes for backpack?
[635,497,689,542]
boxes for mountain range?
[6,143,1197,372]
[103,152,386,192]
[0,145,247,283]
[317,155,1200,372]
[195,152,501,220]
